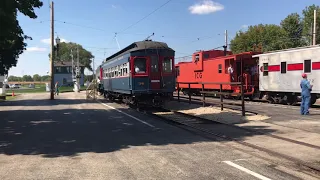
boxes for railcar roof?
[252,45,320,57]
[104,40,174,62]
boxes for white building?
[54,61,85,86]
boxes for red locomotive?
[175,49,261,99]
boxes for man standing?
[228,64,234,81]
[55,82,59,96]
[300,73,313,115]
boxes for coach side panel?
[259,47,320,94]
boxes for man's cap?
[302,73,307,78]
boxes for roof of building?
[105,40,174,62]
[54,61,85,67]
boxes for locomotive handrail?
[175,81,245,116]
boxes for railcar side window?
[263,63,268,76]
[134,58,146,74]
[304,59,311,73]
[218,64,222,73]
[151,56,159,72]
[163,57,173,73]
[281,62,286,74]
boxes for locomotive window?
[263,63,268,76]
[218,64,222,73]
[151,56,159,72]
[304,59,311,73]
[163,57,173,73]
[175,66,180,77]
[134,58,146,73]
[281,62,286,74]
[203,54,209,59]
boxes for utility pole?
[93,58,96,100]
[75,47,80,92]
[70,49,74,80]
[313,9,317,45]
[50,1,55,100]
[223,30,228,56]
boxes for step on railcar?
[98,40,175,106]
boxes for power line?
[117,0,173,34]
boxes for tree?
[51,42,94,71]
[41,75,50,82]
[0,0,43,75]
[33,74,41,81]
[8,75,22,82]
[230,24,287,54]
[302,4,320,45]
[22,75,33,82]
[280,13,306,48]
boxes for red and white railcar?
[253,45,320,105]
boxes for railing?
[176,81,245,116]
[86,80,97,100]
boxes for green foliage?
[302,4,320,44]
[230,4,320,53]
[22,75,33,82]
[280,13,306,48]
[51,42,94,71]
[8,75,22,82]
[32,74,41,81]
[230,24,287,53]
[0,0,43,75]
[8,74,50,82]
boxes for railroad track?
[143,107,320,177]
[94,94,320,177]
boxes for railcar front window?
[163,57,173,73]
[134,58,146,74]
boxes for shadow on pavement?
[0,96,276,158]
[0,98,96,106]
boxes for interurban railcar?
[98,40,176,106]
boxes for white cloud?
[26,47,47,52]
[111,4,116,8]
[188,0,224,15]
[41,38,68,45]
[241,24,249,29]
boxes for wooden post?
[177,83,180,102]
[188,83,191,104]
[202,83,205,107]
[220,84,223,111]
[241,78,245,116]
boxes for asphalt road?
[0,93,317,180]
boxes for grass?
[8,85,86,94]
[0,94,17,102]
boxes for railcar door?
[150,56,161,89]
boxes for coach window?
[151,56,159,72]
[304,59,311,73]
[281,62,287,74]
[263,63,268,76]
[163,57,173,73]
[218,64,222,73]
[134,58,146,73]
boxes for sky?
[8,0,320,76]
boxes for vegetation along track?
[143,106,320,175]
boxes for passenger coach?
[99,40,175,106]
